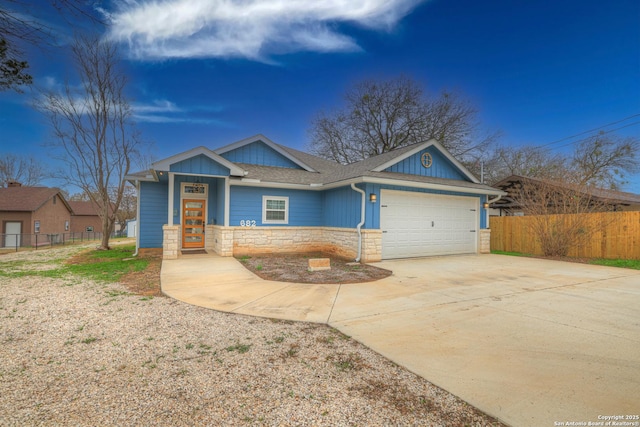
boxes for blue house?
[126,135,505,261]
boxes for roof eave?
[230,175,506,196]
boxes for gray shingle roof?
[128,137,503,195]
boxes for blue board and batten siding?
[169,154,231,176]
[221,141,301,169]
[139,181,168,248]
[322,185,364,228]
[172,176,221,225]
[384,148,467,180]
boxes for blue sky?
[1,0,639,191]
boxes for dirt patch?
[237,252,392,284]
[66,248,163,297]
[119,252,163,296]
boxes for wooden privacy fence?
[490,211,640,260]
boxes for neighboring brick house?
[0,182,72,247]
[68,201,102,233]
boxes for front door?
[182,199,205,248]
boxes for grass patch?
[226,343,252,354]
[590,258,640,270]
[0,245,148,283]
[491,250,532,257]
[65,246,148,282]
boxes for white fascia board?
[152,146,246,176]
[124,171,158,183]
[229,179,312,190]
[214,134,317,173]
[371,139,480,184]
[230,175,506,196]
[324,176,506,196]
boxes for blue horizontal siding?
[229,186,322,226]
[221,141,302,169]
[170,154,231,176]
[384,147,467,180]
[139,181,167,248]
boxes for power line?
[535,113,640,149]
[548,120,640,151]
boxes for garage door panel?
[381,190,478,259]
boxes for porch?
[162,225,383,263]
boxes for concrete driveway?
[162,254,640,427]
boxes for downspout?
[351,183,366,262]
[132,180,141,257]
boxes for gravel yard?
[0,244,503,426]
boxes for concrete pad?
[235,282,339,323]
[330,256,640,427]
[160,252,640,427]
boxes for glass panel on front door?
[182,199,206,248]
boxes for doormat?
[181,250,207,255]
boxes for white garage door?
[380,190,478,259]
[4,222,21,248]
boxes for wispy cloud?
[106,0,425,61]
[132,99,229,125]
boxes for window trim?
[262,196,289,224]
[34,220,40,233]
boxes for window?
[262,196,289,224]
[34,221,40,233]
[65,220,69,231]
[86,226,94,232]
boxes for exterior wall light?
[370,193,377,203]
[483,202,490,209]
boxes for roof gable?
[0,186,71,212]
[382,146,467,181]
[370,140,479,183]
[152,146,245,177]
[215,134,317,172]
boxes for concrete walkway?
[161,253,640,427]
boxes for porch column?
[168,172,175,226]
[224,177,230,226]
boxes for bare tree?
[0,153,47,186]
[571,134,640,190]
[308,76,497,163]
[114,184,137,232]
[508,175,611,256]
[36,34,144,250]
[475,144,567,185]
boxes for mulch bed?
[237,252,392,284]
